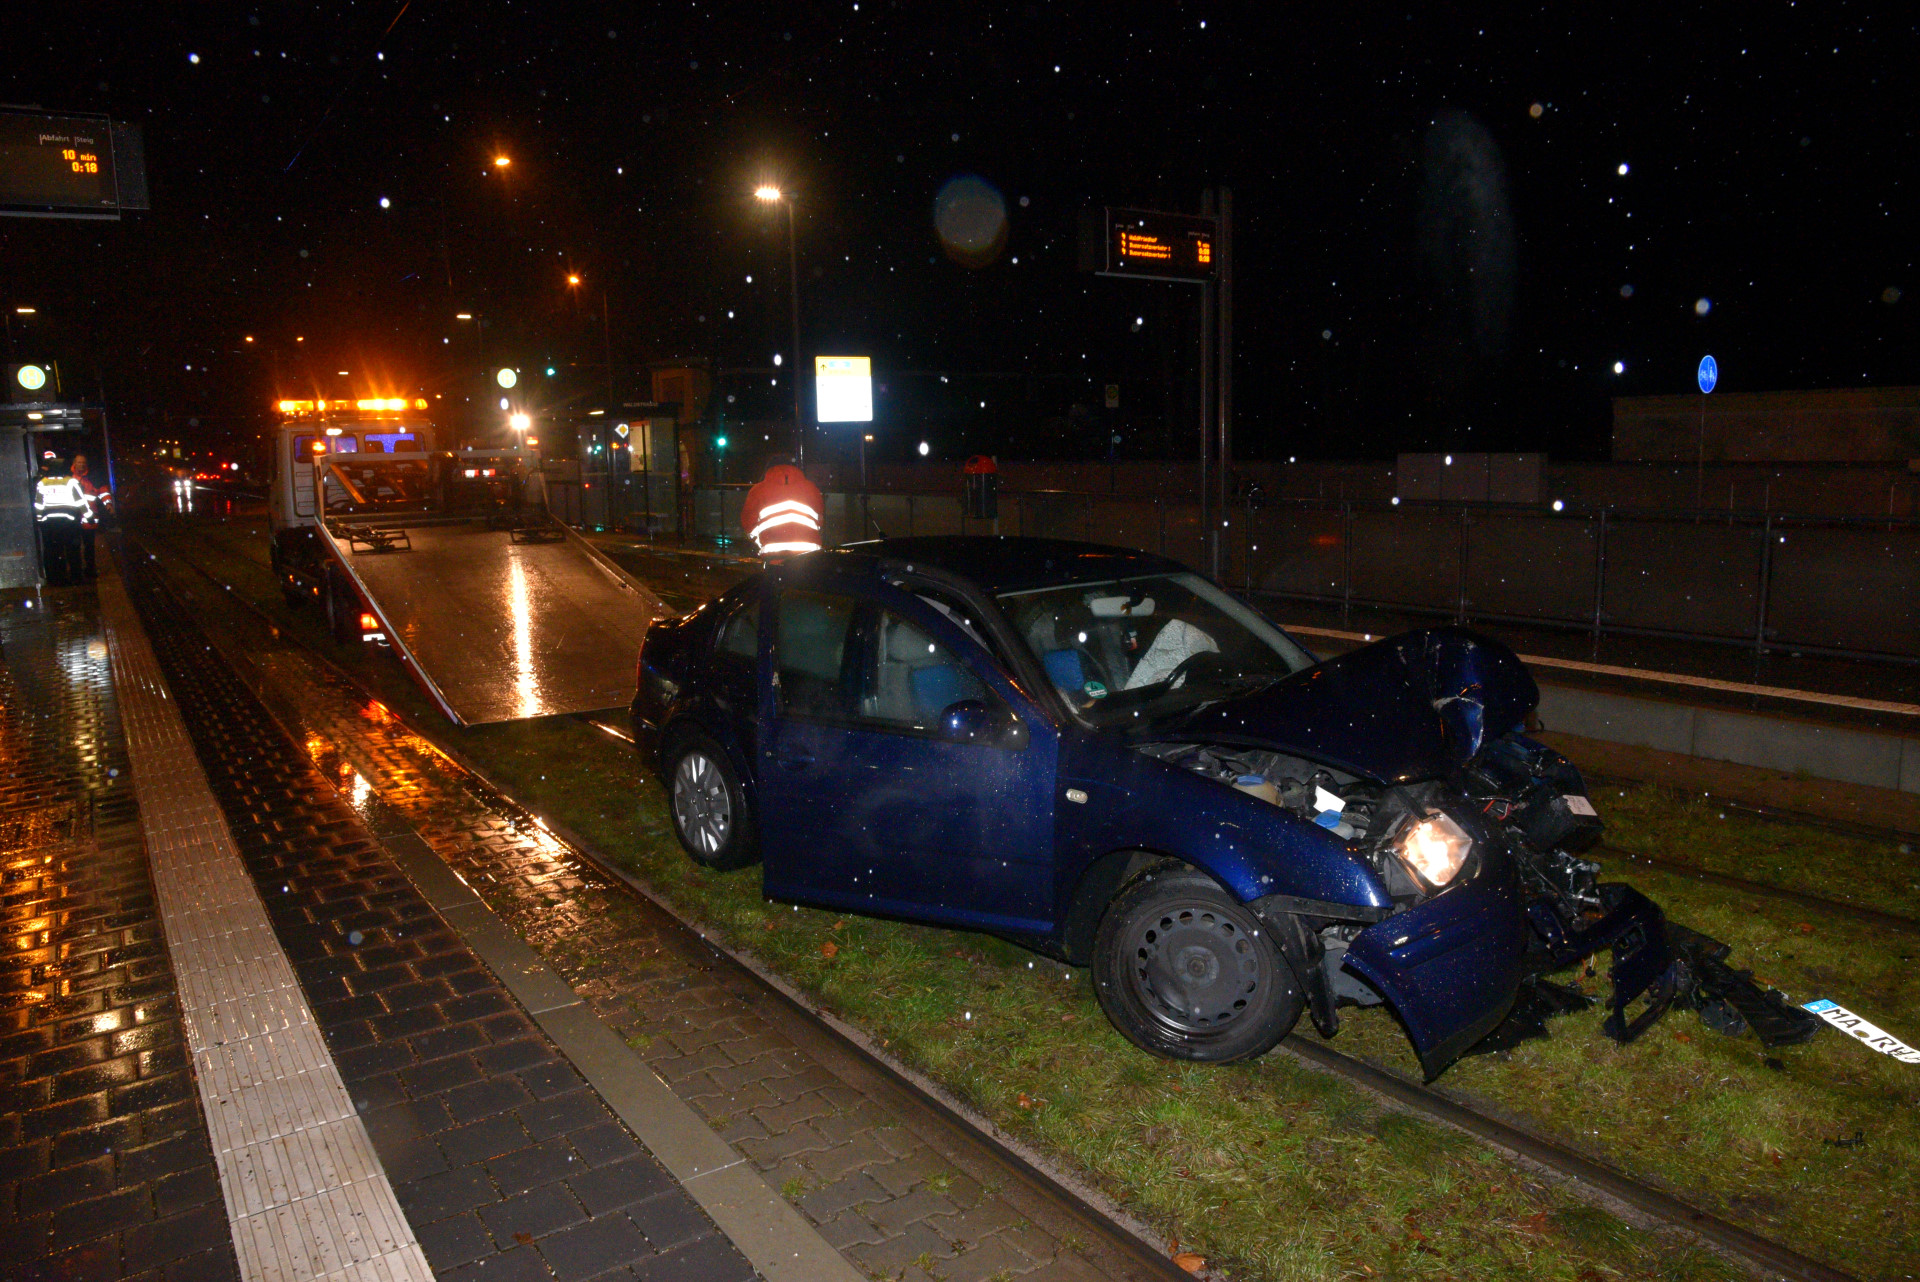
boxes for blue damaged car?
[630,537,1681,1079]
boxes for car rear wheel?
[666,733,758,871]
[1093,865,1301,1062]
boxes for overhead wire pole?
[785,197,805,470]
[1200,189,1215,578]
[1217,186,1233,583]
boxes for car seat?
[874,615,985,722]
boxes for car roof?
[818,536,1190,595]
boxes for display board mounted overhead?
[1080,207,1216,282]
[0,111,149,220]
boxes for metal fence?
[688,486,1920,664]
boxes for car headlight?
[1398,812,1473,887]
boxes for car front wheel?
[1093,865,1301,1062]
[665,733,759,871]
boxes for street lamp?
[754,184,806,469]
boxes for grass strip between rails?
[138,514,1920,1279]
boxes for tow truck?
[267,398,665,724]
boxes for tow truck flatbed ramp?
[326,520,666,725]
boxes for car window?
[716,595,760,664]
[996,572,1313,727]
[776,590,857,720]
[907,585,1003,661]
[859,606,996,730]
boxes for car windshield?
[995,572,1314,728]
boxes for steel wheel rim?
[672,750,731,854]
[1127,899,1265,1037]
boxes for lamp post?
[754,186,806,469]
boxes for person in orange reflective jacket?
[741,463,823,559]
[71,454,109,579]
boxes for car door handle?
[775,750,815,771]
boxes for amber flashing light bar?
[277,398,428,414]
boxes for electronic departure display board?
[1102,208,1216,282]
[0,111,149,219]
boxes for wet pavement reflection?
[0,587,238,1281]
[141,538,1152,1282]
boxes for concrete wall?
[824,457,1920,520]
[1537,684,1920,796]
[1612,385,1920,464]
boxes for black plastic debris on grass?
[1668,924,1823,1048]
[1462,922,1823,1059]
[1465,977,1595,1057]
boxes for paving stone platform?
[111,554,761,1282]
[0,587,240,1282]
[133,533,1170,1282]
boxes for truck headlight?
[1398,813,1473,887]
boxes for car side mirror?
[938,699,1023,747]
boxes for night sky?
[4,3,1915,464]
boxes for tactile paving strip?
[95,565,435,1282]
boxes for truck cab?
[267,398,435,626]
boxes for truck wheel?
[1093,866,1301,1062]
[665,733,758,871]
[278,552,307,610]
[323,565,359,645]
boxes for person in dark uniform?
[32,457,87,586]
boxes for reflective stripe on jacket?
[34,476,88,522]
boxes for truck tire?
[323,564,359,645]
[271,548,306,608]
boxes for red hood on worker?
[742,465,824,556]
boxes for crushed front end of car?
[1143,627,1812,1079]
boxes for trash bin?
[963,455,998,520]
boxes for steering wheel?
[1072,645,1113,692]
[1168,649,1241,689]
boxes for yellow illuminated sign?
[1118,231,1173,261]
[814,355,873,424]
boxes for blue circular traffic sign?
[1697,355,1718,394]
